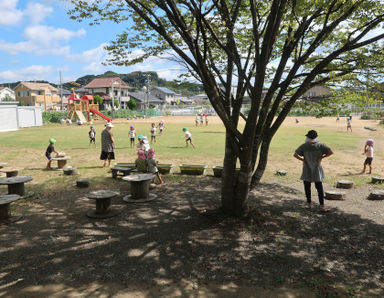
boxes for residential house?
[0,87,15,101]
[84,77,131,109]
[57,87,72,109]
[14,82,61,110]
[150,86,176,104]
[303,86,332,101]
[129,92,164,109]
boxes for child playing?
[150,122,157,144]
[200,114,204,126]
[137,135,150,154]
[129,125,136,148]
[45,138,58,170]
[158,120,165,135]
[89,125,96,148]
[182,127,195,148]
[147,148,164,184]
[205,114,208,126]
[347,117,352,132]
[135,149,147,173]
[361,139,374,174]
[195,115,199,127]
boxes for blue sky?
[0,0,183,84]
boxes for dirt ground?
[1,116,384,297]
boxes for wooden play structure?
[67,91,112,122]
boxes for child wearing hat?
[294,130,333,212]
[361,139,374,174]
[147,148,164,184]
[183,128,195,148]
[45,138,59,170]
[89,125,96,148]
[129,125,136,148]
[135,149,148,173]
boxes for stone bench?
[123,173,156,202]
[0,167,19,178]
[325,190,346,200]
[336,180,354,189]
[368,190,384,200]
[51,156,71,169]
[63,167,78,175]
[85,190,120,219]
[371,177,384,184]
[0,176,33,196]
[111,167,132,179]
[0,194,22,224]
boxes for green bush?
[361,110,384,120]
[42,111,67,123]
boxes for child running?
[135,149,148,172]
[347,117,352,132]
[182,127,195,148]
[205,114,208,126]
[147,148,164,184]
[158,120,165,135]
[45,138,59,170]
[361,139,374,174]
[89,125,96,148]
[195,115,199,127]
[129,125,136,148]
[150,122,157,144]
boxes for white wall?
[0,103,18,132]
[18,106,43,128]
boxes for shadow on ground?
[0,177,383,297]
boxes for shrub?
[42,111,67,123]
[127,99,137,110]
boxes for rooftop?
[85,77,131,89]
[151,86,176,95]
[129,92,164,104]
[17,82,57,91]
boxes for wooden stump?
[336,180,354,189]
[0,176,33,196]
[63,167,78,175]
[122,174,156,202]
[325,190,346,200]
[0,167,19,178]
[371,177,384,184]
[276,170,287,176]
[0,162,7,169]
[76,178,90,188]
[85,190,120,219]
[111,167,132,179]
[368,190,384,200]
[0,194,22,224]
[364,126,377,131]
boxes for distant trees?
[127,99,137,110]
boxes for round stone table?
[0,194,22,224]
[85,190,120,219]
[122,174,157,203]
[0,167,19,177]
[52,156,71,169]
[0,176,33,196]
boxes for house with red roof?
[84,77,131,109]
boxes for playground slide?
[90,108,112,122]
[75,111,87,123]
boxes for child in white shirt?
[361,139,374,174]
[182,127,195,148]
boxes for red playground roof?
[67,91,79,101]
[81,95,94,100]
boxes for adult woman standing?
[100,122,115,167]
[293,130,333,212]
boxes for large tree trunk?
[221,132,251,217]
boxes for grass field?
[0,115,383,189]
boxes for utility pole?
[144,73,151,117]
[59,71,63,111]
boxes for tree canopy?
[70,0,384,216]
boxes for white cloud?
[0,0,23,26]
[24,2,53,24]
[0,25,85,56]
[0,65,55,81]
[68,43,108,63]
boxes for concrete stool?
[123,174,157,203]
[85,190,120,219]
[368,190,384,200]
[325,190,346,200]
[0,176,33,196]
[0,194,22,224]
[76,178,90,188]
[63,167,78,175]
[336,180,354,189]
[0,167,19,178]
[275,170,287,176]
[371,177,384,184]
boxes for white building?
[0,87,15,101]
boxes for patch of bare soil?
[1,175,384,297]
